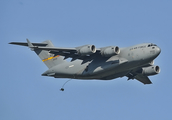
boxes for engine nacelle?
[101,46,120,57]
[141,65,160,76]
[149,60,154,66]
[142,60,154,67]
[78,45,96,56]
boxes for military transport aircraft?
[9,39,161,85]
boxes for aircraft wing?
[48,48,98,61]
[9,39,121,62]
[35,46,100,61]
[134,74,152,84]
[127,68,152,84]
[9,40,100,61]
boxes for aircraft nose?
[156,46,161,55]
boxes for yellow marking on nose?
[42,55,60,62]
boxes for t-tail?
[9,39,65,68]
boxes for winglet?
[26,39,35,51]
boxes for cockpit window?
[148,43,157,47]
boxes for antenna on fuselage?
[60,79,71,91]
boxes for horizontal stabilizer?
[9,42,47,47]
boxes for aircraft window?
[149,43,157,46]
[148,44,157,47]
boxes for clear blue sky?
[1,0,171,120]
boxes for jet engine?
[77,45,96,56]
[140,65,160,76]
[101,46,120,57]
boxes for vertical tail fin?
[32,40,65,68]
[9,39,65,69]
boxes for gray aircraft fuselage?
[9,40,161,84]
[42,43,161,80]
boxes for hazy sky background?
[1,0,172,120]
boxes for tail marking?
[42,55,60,62]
